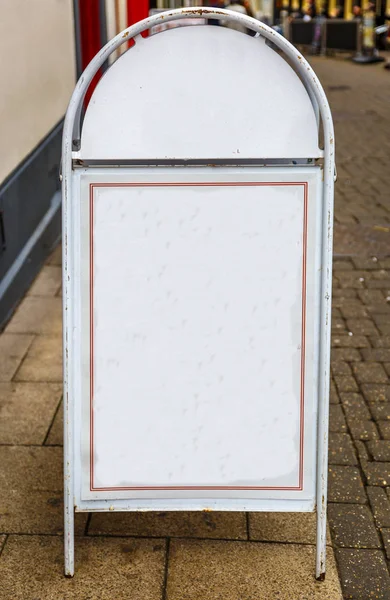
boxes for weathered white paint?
[77,167,320,501]
[0,0,75,184]
[80,25,320,160]
[62,8,334,579]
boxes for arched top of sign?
[64,7,334,167]
[80,24,320,160]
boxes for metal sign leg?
[316,397,329,580]
[64,504,75,577]
[63,225,75,577]
[64,429,75,577]
[316,488,327,580]
[316,305,331,580]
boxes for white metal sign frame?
[62,7,335,581]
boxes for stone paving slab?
[0,536,166,600]
[0,490,87,535]
[335,549,390,600]
[45,399,63,446]
[248,511,332,545]
[5,297,62,336]
[89,510,247,540]
[14,335,63,382]
[27,265,62,297]
[0,334,34,381]
[328,504,381,549]
[166,539,342,600]
[0,445,62,488]
[0,382,61,445]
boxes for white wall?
[0,0,76,184]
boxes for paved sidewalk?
[0,243,341,597]
[310,56,390,599]
[0,56,390,599]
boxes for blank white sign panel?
[80,169,320,499]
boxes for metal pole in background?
[72,0,83,79]
[99,0,108,72]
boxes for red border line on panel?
[299,182,308,491]
[89,184,95,490]
[89,182,308,492]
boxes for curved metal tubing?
[62,7,334,579]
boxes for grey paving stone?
[348,420,379,441]
[358,289,386,304]
[373,315,390,330]
[355,441,370,462]
[381,529,390,560]
[334,375,359,393]
[329,405,348,433]
[346,319,379,336]
[340,392,371,420]
[340,305,369,319]
[328,466,366,504]
[331,361,352,376]
[333,260,354,270]
[379,421,390,439]
[332,318,348,333]
[352,362,388,384]
[332,288,359,299]
[329,433,358,466]
[361,383,390,402]
[331,335,370,348]
[371,336,390,348]
[369,402,390,421]
[367,487,390,528]
[361,348,390,362]
[366,303,390,314]
[366,280,390,290]
[328,504,381,548]
[331,348,362,362]
[335,549,390,600]
[353,258,384,271]
[336,274,365,289]
[369,269,390,280]
[378,324,390,335]
[362,462,390,486]
[330,379,341,404]
[367,440,390,462]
